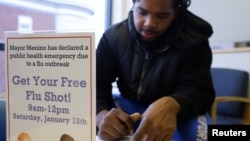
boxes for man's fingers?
[131,117,149,141]
[129,112,141,134]
[113,109,138,135]
[130,112,141,122]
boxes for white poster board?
[5,31,95,141]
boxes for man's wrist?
[162,96,180,115]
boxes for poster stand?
[5,30,96,141]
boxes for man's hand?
[97,108,141,140]
[131,96,180,141]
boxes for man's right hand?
[96,108,141,140]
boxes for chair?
[0,42,4,51]
[0,99,6,141]
[210,68,250,124]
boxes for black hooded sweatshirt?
[96,9,215,121]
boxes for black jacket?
[96,10,215,121]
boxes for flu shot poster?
[5,31,96,141]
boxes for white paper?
[96,136,131,141]
[5,31,96,141]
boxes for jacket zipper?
[137,51,149,100]
[135,42,169,100]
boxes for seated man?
[96,0,215,140]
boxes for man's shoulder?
[105,20,129,35]
[103,20,131,44]
[172,10,213,48]
[184,10,213,36]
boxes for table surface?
[96,136,131,141]
[96,136,177,141]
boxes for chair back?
[0,42,4,51]
[0,99,6,141]
[211,68,249,118]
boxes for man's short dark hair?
[132,0,191,9]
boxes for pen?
[113,96,135,135]
[113,97,121,109]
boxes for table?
[96,136,177,141]
[96,136,131,141]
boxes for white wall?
[113,0,250,48]
[189,1,250,97]
[112,0,132,24]
[212,52,250,98]
[189,0,250,47]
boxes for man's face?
[133,0,176,42]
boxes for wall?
[212,50,250,98]
[112,0,132,24]
[112,0,250,97]
[189,0,250,47]
[113,0,250,48]
[189,0,250,97]
[0,5,54,41]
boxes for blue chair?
[0,99,6,141]
[0,42,4,51]
[210,68,250,124]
